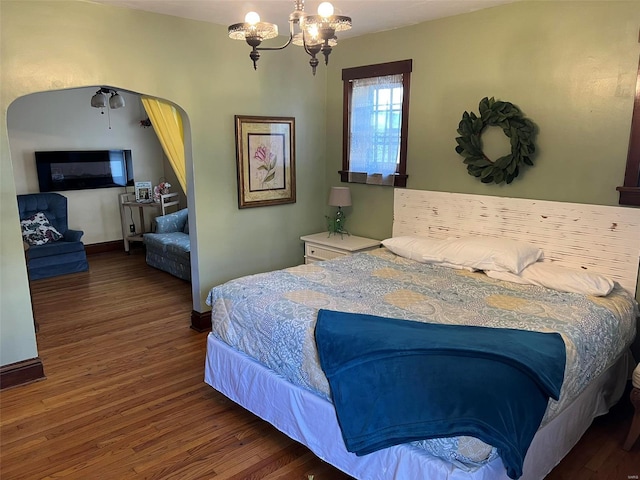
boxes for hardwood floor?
[1,249,638,479]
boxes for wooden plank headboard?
[393,189,640,296]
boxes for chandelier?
[228,1,352,75]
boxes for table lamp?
[327,186,352,237]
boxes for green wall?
[326,1,640,242]
[0,0,328,366]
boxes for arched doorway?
[7,85,195,350]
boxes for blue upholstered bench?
[143,208,190,281]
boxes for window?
[617,55,640,206]
[341,60,412,187]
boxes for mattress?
[205,333,631,480]
[205,248,637,473]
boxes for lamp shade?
[109,92,125,109]
[328,187,351,207]
[90,91,108,108]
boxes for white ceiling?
[89,0,522,38]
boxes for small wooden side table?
[300,232,380,264]
[119,193,161,253]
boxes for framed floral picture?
[235,115,296,208]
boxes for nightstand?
[300,232,381,264]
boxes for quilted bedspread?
[206,248,637,471]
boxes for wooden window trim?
[341,59,412,188]
[617,44,640,206]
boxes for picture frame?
[235,115,296,208]
[134,181,152,202]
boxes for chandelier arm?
[302,37,314,57]
[301,34,321,75]
[255,32,294,51]
[300,31,320,57]
[255,19,295,51]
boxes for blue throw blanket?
[315,309,566,479]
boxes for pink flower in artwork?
[254,145,277,187]
[255,145,269,164]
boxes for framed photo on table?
[135,181,152,202]
[235,115,296,208]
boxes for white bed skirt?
[204,333,630,480]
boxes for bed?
[204,189,640,479]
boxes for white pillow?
[486,262,615,296]
[382,236,447,263]
[431,236,543,274]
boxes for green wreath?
[455,97,536,185]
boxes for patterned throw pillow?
[21,212,63,246]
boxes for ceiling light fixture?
[228,1,351,75]
[91,88,125,110]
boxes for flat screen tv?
[35,150,133,192]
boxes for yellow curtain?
[141,97,187,193]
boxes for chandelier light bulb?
[307,24,319,40]
[317,2,334,17]
[244,11,260,25]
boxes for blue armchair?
[143,208,191,281]
[17,193,89,280]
